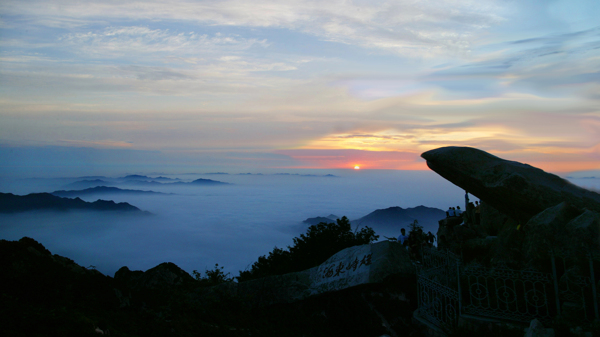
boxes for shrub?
[238,216,378,282]
[193,263,233,286]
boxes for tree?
[193,263,233,286]
[238,216,378,282]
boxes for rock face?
[238,240,413,306]
[421,146,600,223]
[524,202,600,260]
[523,202,583,258]
[524,319,554,337]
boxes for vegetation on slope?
[238,216,378,282]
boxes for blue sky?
[1,0,599,174]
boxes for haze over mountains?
[0,169,597,277]
[63,176,228,189]
[303,206,445,235]
[52,186,170,198]
[354,206,445,234]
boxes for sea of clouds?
[0,170,597,278]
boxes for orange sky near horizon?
[275,148,600,174]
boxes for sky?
[1,0,600,175]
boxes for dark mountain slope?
[302,214,339,225]
[353,206,445,231]
[63,179,113,189]
[0,192,143,213]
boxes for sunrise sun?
[354,165,360,170]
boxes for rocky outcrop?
[524,319,554,337]
[524,202,600,261]
[568,209,600,253]
[238,240,413,306]
[523,202,583,259]
[478,200,517,236]
[421,146,600,223]
[114,262,195,290]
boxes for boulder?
[421,147,600,223]
[479,200,516,236]
[567,209,600,253]
[453,225,478,242]
[524,202,582,258]
[238,240,413,306]
[524,319,555,337]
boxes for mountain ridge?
[0,192,146,213]
[52,186,170,197]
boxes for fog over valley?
[0,170,462,277]
[1,170,598,278]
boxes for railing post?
[551,250,561,316]
[456,259,462,318]
[589,252,599,320]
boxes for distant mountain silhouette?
[52,186,168,198]
[63,179,113,189]
[121,175,151,180]
[189,178,228,185]
[274,173,337,177]
[119,180,165,186]
[153,176,179,181]
[120,175,180,181]
[120,178,228,186]
[302,214,340,225]
[353,206,445,231]
[0,192,144,213]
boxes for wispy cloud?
[59,27,270,59]
[58,139,133,148]
[1,0,599,174]
[3,0,506,56]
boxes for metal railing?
[415,247,599,331]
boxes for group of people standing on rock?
[446,191,481,227]
[446,206,463,217]
[395,192,483,260]
[397,225,436,260]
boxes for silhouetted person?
[397,228,408,246]
[465,202,475,226]
[427,231,436,247]
[446,207,453,217]
[408,228,427,260]
[447,207,456,217]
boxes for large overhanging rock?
[421,146,600,223]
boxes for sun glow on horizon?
[354,165,361,170]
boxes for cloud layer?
[1,0,599,174]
